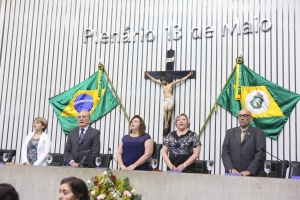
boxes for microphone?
[78,156,86,168]
[261,148,300,174]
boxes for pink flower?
[123,190,131,197]
[97,194,105,200]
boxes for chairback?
[289,161,300,178]
[258,160,289,178]
[49,153,64,166]
[194,160,210,174]
[148,142,163,170]
[0,149,16,162]
[99,154,113,168]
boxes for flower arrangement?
[87,169,142,200]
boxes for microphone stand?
[261,148,300,174]
[108,148,118,166]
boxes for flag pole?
[98,63,130,122]
[198,63,238,138]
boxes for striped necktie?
[241,129,245,142]
[79,128,85,143]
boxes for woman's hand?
[127,164,137,170]
[177,164,186,171]
[24,162,31,165]
[120,165,128,170]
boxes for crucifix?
[145,49,196,136]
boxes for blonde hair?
[174,113,190,128]
[34,117,48,132]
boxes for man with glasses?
[221,109,266,176]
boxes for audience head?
[34,117,48,132]
[174,113,190,130]
[238,109,253,128]
[129,115,146,135]
[59,177,89,200]
[77,110,90,128]
[0,183,19,200]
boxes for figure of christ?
[145,71,193,130]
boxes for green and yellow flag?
[217,57,300,140]
[49,69,118,134]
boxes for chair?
[0,149,16,162]
[194,160,211,174]
[258,160,289,178]
[49,153,64,166]
[148,142,163,170]
[99,154,113,168]
[289,161,300,178]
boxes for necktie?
[241,129,245,142]
[79,128,85,143]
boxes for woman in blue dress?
[117,115,153,170]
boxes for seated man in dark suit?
[221,109,266,176]
[64,110,100,167]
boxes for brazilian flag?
[217,57,300,140]
[49,69,118,134]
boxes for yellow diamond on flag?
[61,89,105,117]
[240,86,284,118]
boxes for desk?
[0,165,299,200]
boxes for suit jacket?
[21,132,51,166]
[64,126,100,166]
[221,126,266,175]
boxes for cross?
[145,49,196,137]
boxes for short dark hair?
[0,183,19,200]
[60,177,89,200]
[130,115,147,135]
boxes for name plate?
[291,176,300,180]
[166,170,181,173]
[225,173,242,176]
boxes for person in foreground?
[162,113,201,173]
[221,109,266,176]
[0,183,19,200]
[64,110,100,167]
[59,177,89,200]
[21,117,51,166]
[117,115,153,170]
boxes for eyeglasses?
[238,114,251,118]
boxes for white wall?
[0,0,299,175]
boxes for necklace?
[130,136,136,140]
[130,134,139,140]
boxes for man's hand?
[145,72,149,77]
[240,170,251,176]
[189,71,193,76]
[230,168,239,174]
[70,161,79,167]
